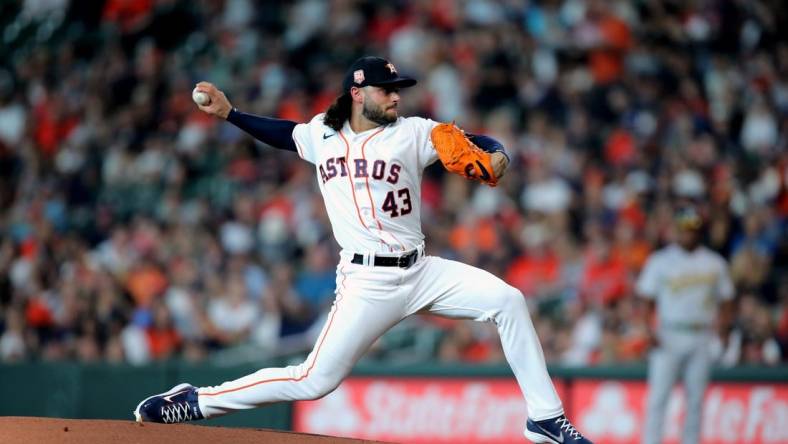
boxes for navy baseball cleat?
[133,383,204,424]
[524,414,593,443]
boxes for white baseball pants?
[196,255,564,421]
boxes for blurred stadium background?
[0,0,786,443]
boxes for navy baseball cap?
[342,56,417,92]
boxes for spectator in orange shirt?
[583,0,632,85]
[126,259,168,308]
[579,235,630,306]
[506,222,561,299]
[613,220,651,273]
[146,300,181,360]
[449,215,500,256]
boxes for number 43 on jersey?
[382,188,411,217]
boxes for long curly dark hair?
[323,93,352,131]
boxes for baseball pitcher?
[133,56,592,443]
[638,207,735,444]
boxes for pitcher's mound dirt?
[0,417,389,444]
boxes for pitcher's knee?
[495,285,528,316]
[300,370,343,400]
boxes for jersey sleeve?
[408,117,440,170]
[716,257,735,301]
[291,113,327,164]
[636,254,661,299]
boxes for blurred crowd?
[0,0,786,368]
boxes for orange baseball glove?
[430,122,498,186]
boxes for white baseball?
[192,88,210,106]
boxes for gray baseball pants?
[643,329,713,444]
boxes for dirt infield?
[0,417,390,444]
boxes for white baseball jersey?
[636,244,734,327]
[292,113,439,254]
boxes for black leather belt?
[352,249,420,269]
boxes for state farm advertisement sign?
[293,377,565,443]
[572,380,788,444]
[294,377,788,444]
